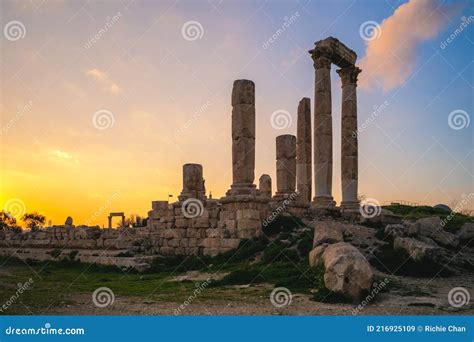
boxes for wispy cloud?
[359,0,461,91]
[86,68,121,94]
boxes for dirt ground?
[45,273,474,316]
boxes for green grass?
[382,204,473,231]
[0,256,270,314]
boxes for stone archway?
[108,212,125,228]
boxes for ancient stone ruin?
[0,37,366,267]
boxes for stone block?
[237,219,261,230]
[221,238,241,249]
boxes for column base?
[311,196,336,209]
[340,201,360,212]
[225,183,257,197]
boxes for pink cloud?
[359,0,461,91]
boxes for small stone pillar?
[337,65,361,211]
[178,163,206,201]
[296,97,312,203]
[259,174,272,198]
[310,47,335,208]
[226,79,257,196]
[274,135,296,200]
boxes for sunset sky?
[1,0,473,226]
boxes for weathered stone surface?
[231,79,255,106]
[310,37,357,68]
[312,51,334,208]
[65,217,73,226]
[457,223,474,245]
[275,135,296,198]
[179,164,206,201]
[408,217,459,249]
[308,243,328,267]
[319,242,373,301]
[258,174,272,198]
[227,79,257,195]
[394,237,439,262]
[310,221,343,247]
[296,97,312,203]
[384,224,408,239]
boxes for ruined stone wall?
[147,199,270,256]
[0,197,275,265]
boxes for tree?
[21,212,46,232]
[0,211,20,232]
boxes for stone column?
[108,216,112,228]
[178,163,206,201]
[296,97,312,203]
[227,80,256,196]
[274,135,296,200]
[258,174,272,198]
[311,48,335,208]
[337,65,361,211]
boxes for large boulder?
[308,244,328,267]
[310,242,373,301]
[384,224,408,239]
[394,237,440,262]
[408,217,459,249]
[310,221,343,247]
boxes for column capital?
[309,46,332,69]
[337,65,362,86]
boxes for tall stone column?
[274,135,296,200]
[337,65,361,211]
[311,48,335,208]
[296,97,312,203]
[178,163,206,201]
[227,79,256,196]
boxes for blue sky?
[1,0,473,224]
